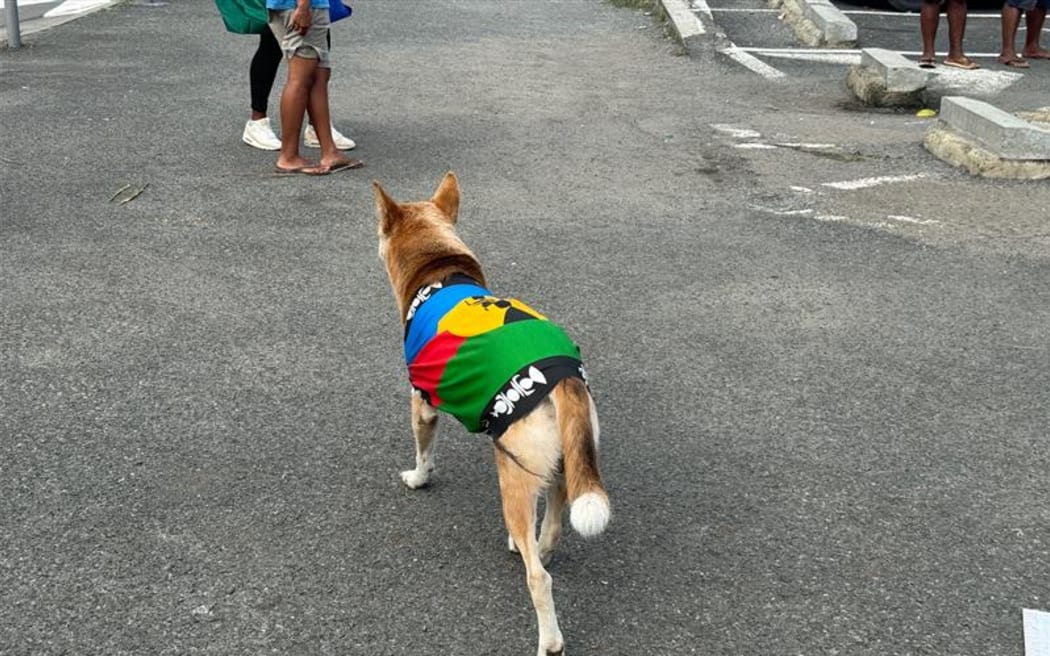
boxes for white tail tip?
[570,492,610,537]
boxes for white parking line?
[719,46,788,79]
[887,215,940,225]
[823,174,927,190]
[711,124,763,138]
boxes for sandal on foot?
[942,57,980,70]
[999,56,1030,68]
[918,57,936,69]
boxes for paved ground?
[3,1,1050,655]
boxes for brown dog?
[373,172,610,655]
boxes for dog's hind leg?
[401,390,438,489]
[537,474,566,565]
[496,427,564,655]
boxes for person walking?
[918,0,978,69]
[998,0,1050,68]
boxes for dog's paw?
[400,468,430,489]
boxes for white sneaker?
[242,117,281,151]
[304,123,357,150]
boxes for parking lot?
[697,0,1048,81]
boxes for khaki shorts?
[268,8,331,68]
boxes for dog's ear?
[373,181,403,235]
[431,171,460,224]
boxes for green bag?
[214,0,268,35]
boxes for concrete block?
[860,48,929,93]
[924,125,1050,179]
[804,3,857,45]
[846,64,924,108]
[658,0,705,52]
[939,96,1050,160]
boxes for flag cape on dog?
[404,275,584,438]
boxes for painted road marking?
[823,174,927,190]
[887,214,940,225]
[711,124,762,139]
[719,46,788,79]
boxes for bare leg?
[304,66,354,170]
[276,55,322,172]
[999,3,1023,63]
[944,0,972,64]
[1023,7,1050,58]
[497,448,564,656]
[401,391,437,489]
[920,0,941,62]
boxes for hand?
[291,4,311,33]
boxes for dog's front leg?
[401,390,438,489]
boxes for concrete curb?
[774,0,857,47]
[939,96,1050,160]
[924,97,1050,179]
[657,0,705,52]
[924,126,1050,180]
[847,48,929,107]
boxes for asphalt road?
[2,1,1050,654]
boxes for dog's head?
[373,172,485,320]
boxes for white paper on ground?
[1024,609,1050,656]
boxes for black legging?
[249,28,333,115]
[249,30,282,114]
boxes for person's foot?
[998,54,1030,68]
[243,117,282,151]
[318,154,365,173]
[304,123,357,150]
[942,56,980,70]
[275,155,326,175]
[1022,48,1050,60]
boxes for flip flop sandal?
[1000,57,1030,68]
[275,164,328,176]
[322,159,365,174]
[918,57,936,69]
[942,58,980,70]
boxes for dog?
[373,172,610,655]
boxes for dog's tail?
[553,377,610,538]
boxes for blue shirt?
[266,0,330,10]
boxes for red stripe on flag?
[408,332,466,408]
